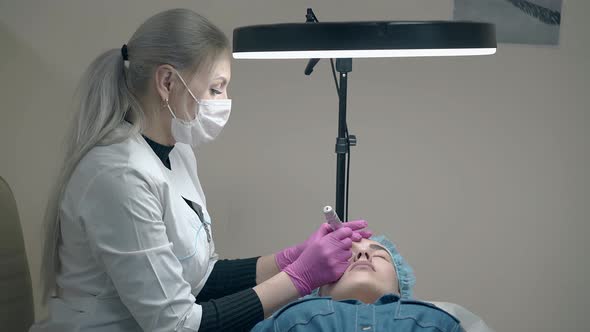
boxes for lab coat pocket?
[168,218,198,262]
[165,195,200,259]
[169,215,209,289]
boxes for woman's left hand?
[275,220,372,270]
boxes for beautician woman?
[29,8,371,332]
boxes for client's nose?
[354,251,370,261]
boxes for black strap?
[121,44,129,61]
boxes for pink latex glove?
[275,220,372,270]
[283,226,360,296]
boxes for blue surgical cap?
[370,234,416,299]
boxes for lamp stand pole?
[335,58,355,221]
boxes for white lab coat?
[30,124,218,332]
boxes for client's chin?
[321,277,387,304]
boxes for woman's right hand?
[283,222,367,296]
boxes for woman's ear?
[155,64,175,101]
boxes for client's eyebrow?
[370,244,392,260]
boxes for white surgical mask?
[167,69,232,147]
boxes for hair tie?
[121,44,129,61]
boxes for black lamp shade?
[233,21,496,59]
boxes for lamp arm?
[304,8,321,76]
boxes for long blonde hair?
[41,8,229,301]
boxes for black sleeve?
[195,257,260,302]
[198,288,264,332]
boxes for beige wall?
[1,1,588,331]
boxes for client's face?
[319,239,399,304]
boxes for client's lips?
[349,261,375,271]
